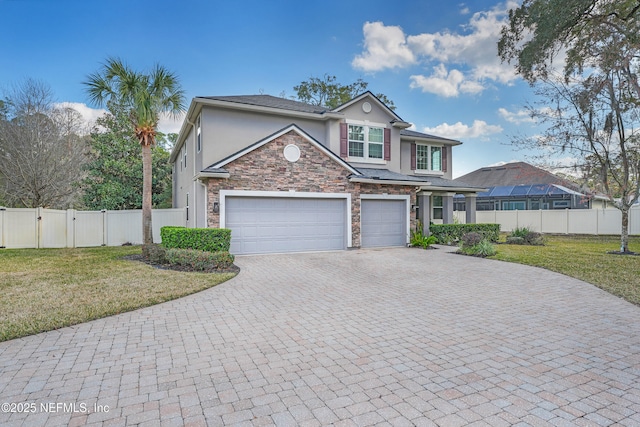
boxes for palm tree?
[84,58,184,248]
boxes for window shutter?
[340,123,348,157]
[384,128,391,161]
[442,146,448,172]
[411,143,416,170]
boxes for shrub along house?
[170,92,484,254]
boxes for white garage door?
[225,196,347,255]
[361,199,407,248]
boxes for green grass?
[0,246,236,342]
[492,235,640,305]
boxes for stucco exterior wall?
[199,106,328,168]
[205,131,416,247]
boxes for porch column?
[465,193,477,224]
[418,191,431,235]
[443,192,455,224]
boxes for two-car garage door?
[224,194,408,255]
[225,196,347,255]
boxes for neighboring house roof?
[454,162,580,189]
[461,183,588,199]
[400,129,461,146]
[202,123,362,176]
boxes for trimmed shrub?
[461,232,483,247]
[161,226,231,252]
[507,227,545,245]
[144,243,167,264]
[410,220,438,249]
[459,233,497,257]
[429,223,500,245]
[165,248,235,271]
[505,236,526,245]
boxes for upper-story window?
[196,115,201,153]
[348,124,384,160]
[415,144,443,172]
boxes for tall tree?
[84,58,184,246]
[515,73,640,252]
[81,102,173,210]
[294,74,395,110]
[499,0,640,252]
[0,79,87,208]
[498,0,640,85]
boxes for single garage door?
[361,199,407,248]
[225,196,347,255]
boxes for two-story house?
[170,92,483,254]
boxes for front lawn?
[492,235,640,306]
[0,246,236,342]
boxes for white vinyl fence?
[454,206,640,235]
[0,208,186,249]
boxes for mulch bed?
[123,254,240,274]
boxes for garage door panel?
[361,199,407,248]
[225,196,347,255]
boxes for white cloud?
[422,120,503,140]
[351,21,416,72]
[410,64,484,97]
[55,102,185,135]
[56,102,106,128]
[158,111,186,135]
[352,2,520,96]
[488,159,521,167]
[498,107,536,124]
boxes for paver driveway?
[1,247,639,426]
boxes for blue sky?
[1,0,544,178]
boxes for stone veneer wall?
[206,131,416,247]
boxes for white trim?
[220,190,353,248]
[346,121,387,164]
[194,172,231,180]
[332,92,403,122]
[415,143,444,173]
[360,194,411,245]
[199,180,208,228]
[211,124,361,176]
[346,118,388,128]
[413,170,444,176]
[349,177,431,186]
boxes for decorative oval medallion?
[283,144,301,162]
[362,101,372,113]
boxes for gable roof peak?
[330,91,404,122]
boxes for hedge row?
[160,226,231,252]
[429,223,500,245]
[165,248,235,271]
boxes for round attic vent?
[362,101,372,113]
[283,144,301,162]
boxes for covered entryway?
[224,195,348,255]
[360,197,408,248]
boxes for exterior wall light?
[213,202,219,213]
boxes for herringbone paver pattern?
[1,247,639,426]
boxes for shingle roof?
[356,168,485,190]
[400,129,459,143]
[198,95,328,114]
[454,162,581,190]
[355,167,431,183]
[478,184,585,198]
